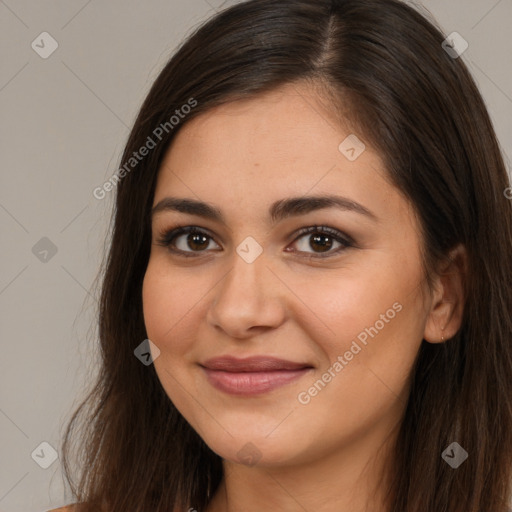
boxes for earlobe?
[423,244,467,344]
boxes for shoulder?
[47,506,77,512]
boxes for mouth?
[199,356,314,396]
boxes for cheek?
[142,262,201,413]
[290,270,426,439]
[142,265,167,341]
[293,268,399,347]
[142,261,192,352]
[298,258,426,377]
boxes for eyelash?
[155,224,354,259]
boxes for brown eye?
[289,226,353,258]
[181,232,210,251]
[305,233,335,252]
[156,226,220,256]
[156,224,353,259]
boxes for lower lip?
[201,367,312,395]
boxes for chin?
[196,423,313,468]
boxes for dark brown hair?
[60,0,512,510]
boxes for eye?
[155,224,354,259]
[155,226,220,257]
[288,225,353,258]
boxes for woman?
[52,0,512,510]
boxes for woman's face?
[142,82,432,468]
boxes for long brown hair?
[61,0,512,510]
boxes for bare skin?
[142,81,466,512]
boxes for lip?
[202,355,312,372]
[200,356,313,396]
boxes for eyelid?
[290,225,354,246]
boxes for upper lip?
[201,356,313,372]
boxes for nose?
[206,250,287,340]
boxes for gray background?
[0,0,511,510]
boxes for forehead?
[162,83,362,172]
[153,83,410,227]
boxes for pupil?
[184,233,334,252]
[189,233,209,250]
[311,234,332,252]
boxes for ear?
[423,244,467,344]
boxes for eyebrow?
[150,194,378,224]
